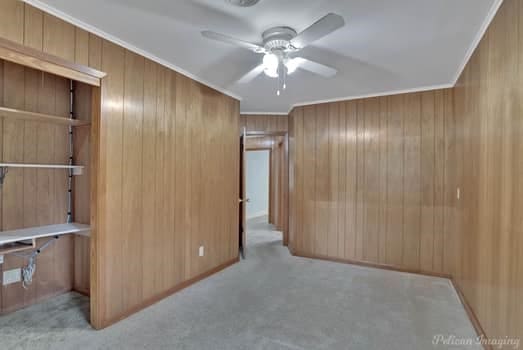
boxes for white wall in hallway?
[246,150,270,219]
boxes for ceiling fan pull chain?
[283,66,287,90]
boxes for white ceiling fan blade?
[294,57,337,78]
[237,64,265,84]
[291,13,345,49]
[201,31,265,53]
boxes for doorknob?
[239,198,251,203]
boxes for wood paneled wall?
[0,59,76,313]
[289,90,455,273]
[452,0,523,340]
[0,0,240,329]
[242,114,288,243]
[240,114,288,133]
[289,0,523,340]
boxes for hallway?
[0,217,478,349]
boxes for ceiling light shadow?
[109,0,254,33]
[197,48,264,88]
[296,46,401,90]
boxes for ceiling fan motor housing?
[262,27,298,52]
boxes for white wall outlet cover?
[0,255,3,264]
[199,246,205,257]
[3,268,21,285]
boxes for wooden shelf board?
[0,106,90,127]
[0,37,106,87]
[0,239,35,255]
[0,163,84,173]
[0,223,90,246]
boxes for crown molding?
[23,0,242,101]
[288,83,454,113]
[24,0,502,114]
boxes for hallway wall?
[242,114,289,242]
[240,114,288,133]
[246,150,270,219]
[0,0,239,329]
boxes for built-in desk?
[0,223,90,255]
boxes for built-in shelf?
[0,223,90,247]
[0,163,84,174]
[0,240,36,255]
[0,106,90,127]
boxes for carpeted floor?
[0,216,479,349]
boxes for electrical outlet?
[3,268,21,285]
[199,246,205,257]
[0,255,3,265]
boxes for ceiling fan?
[201,13,345,95]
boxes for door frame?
[243,131,289,246]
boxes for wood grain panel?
[451,0,523,341]
[121,50,144,309]
[240,114,288,133]
[0,60,76,313]
[289,90,451,274]
[0,0,23,44]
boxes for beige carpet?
[0,216,479,349]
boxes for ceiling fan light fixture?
[285,58,300,75]
[263,53,279,78]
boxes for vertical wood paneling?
[336,103,346,259]
[315,104,328,256]
[74,28,89,66]
[420,92,435,272]
[100,40,125,321]
[363,98,379,262]
[377,98,388,264]
[452,0,523,340]
[303,106,316,254]
[73,81,92,295]
[294,108,305,253]
[0,0,24,44]
[121,51,144,309]
[43,14,75,62]
[327,103,338,257]
[289,91,450,274]
[344,101,357,259]
[386,95,404,266]
[402,93,421,269]
[23,5,43,51]
[141,59,157,300]
[0,1,241,326]
[175,73,190,281]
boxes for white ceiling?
[27,0,500,114]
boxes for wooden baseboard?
[73,288,90,297]
[96,256,240,330]
[291,250,451,279]
[450,278,491,350]
[290,249,490,349]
